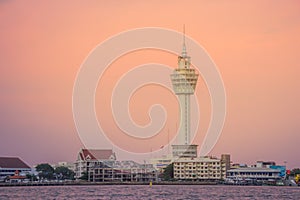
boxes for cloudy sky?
[1,0,300,168]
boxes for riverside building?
[74,149,116,179]
[0,157,31,182]
[88,160,157,182]
[227,167,281,181]
[75,149,158,182]
[226,160,284,182]
[173,155,230,181]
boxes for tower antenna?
[182,24,187,57]
[183,24,185,46]
[168,128,170,155]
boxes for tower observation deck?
[170,27,199,158]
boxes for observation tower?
[170,27,199,158]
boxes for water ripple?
[0,185,299,200]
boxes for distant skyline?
[0,1,300,169]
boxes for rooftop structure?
[256,161,276,168]
[78,149,116,161]
[7,170,27,183]
[0,157,30,169]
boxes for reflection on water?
[0,185,299,200]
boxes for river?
[0,185,299,199]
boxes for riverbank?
[1,180,298,187]
[0,181,218,187]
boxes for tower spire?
[182,24,187,57]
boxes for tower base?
[172,144,198,158]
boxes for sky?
[0,0,300,169]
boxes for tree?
[79,171,88,181]
[162,163,174,181]
[26,174,38,181]
[291,168,300,176]
[36,163,54,180]
[54,166,75,180]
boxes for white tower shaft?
[178,94,190,144]
[170,28,198,145]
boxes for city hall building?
[173,154,230,181]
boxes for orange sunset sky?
[1,1,300,168]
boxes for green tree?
[79,171,88,181]
[36,163,54,180]
[54,166,75,180]
[291,168,300,176]
[26,174,38,181]
[163,163,174,181]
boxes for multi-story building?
[0,157,31,181]
[150,155,173,173]
[226,160,285,184]
[74,148,116,179]
[88,160,157,182]
[227,167,281,181]
[221,154,231,171]
[173,155,229,181]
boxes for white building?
[227,167,281,181]
[256,161,276,168]
[150,155,173,173]
[88,160,157,182]
[74,149,116,179]
[0,157,31,182]
[173,155,230,181]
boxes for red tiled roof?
[80,149,114,160]
[9,175,26,179]
[0,157,30,169]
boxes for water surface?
[0,185,299,199]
